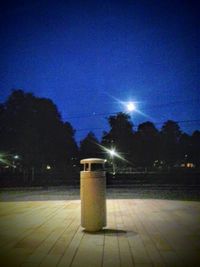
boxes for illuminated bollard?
[80,158,107,232]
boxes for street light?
[97,143,128,174]
[46,165,51,170]
[107,148,119,175]
[108,148,118,158]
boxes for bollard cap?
[80,158,107,172]
[80,158,107,164]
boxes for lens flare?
[126,102,136,112]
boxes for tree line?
[0,90,199,175]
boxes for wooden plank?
[38,219,80,267]
[120,199,153,265]
[0,198,200,267]
[102,199,120,267]
[22,201,80,265]
[0,201,67,252]
[70,231,104,267]
[115,199,134,267]
[128,204,165,267]
[57,226,84,267]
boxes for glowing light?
[126,102,136,112]
[46,165,51,170]
[98,144,123,160]
[96,143,133,169]
[14,155,19,159]
[186,163,195,168]
[104,92,153,120]
[108,149,118,157]
[0,153,10,166]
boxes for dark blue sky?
[0,0,199,141]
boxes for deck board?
[0,198,200,267]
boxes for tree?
[80,132,102,159]
[191,130,200,167]
[101,112,134,164]
[0,89,78,173]
[134,121,159,167]
[160,120,182,166]
[179,133,192,163]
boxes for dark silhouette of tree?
[102,112,134,164]
[160,120,181,167]
[179,133,192,163]
[80,132,102,159]
[134,121,159,167]
[0,89,78,173]
[191,130,200,167]
[1,90,199,175]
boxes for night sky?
[0,0,199,142]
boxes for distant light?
[14,155,19,159]
[46,165,51,170]
[0,153,10,165]
[181,162,195,168]
[126,102,136,112]
[108,149,118,157]
[186,163,195,168]
[97,143,128,163]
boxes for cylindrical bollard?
[80,158,107,232]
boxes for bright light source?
[14,155,19,159]
[46,165,51,170]
[108,149,117,157]
[126,102,136,112]
[97,143,129,164]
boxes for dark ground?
[0,185,199,202]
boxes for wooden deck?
[0,199,200,267]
